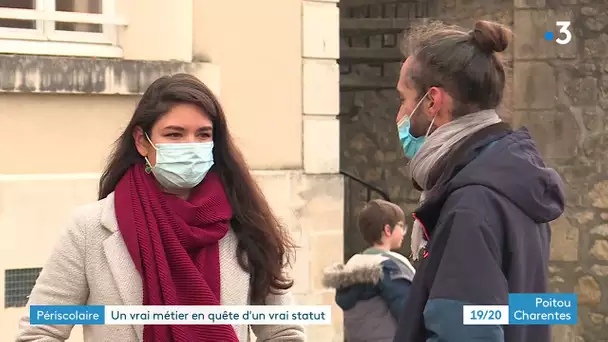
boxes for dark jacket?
[323,248,415,342]
[394,125,565,342]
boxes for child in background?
[322,199,415,342]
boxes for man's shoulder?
[442,185,515,231]
[446,185,502,212]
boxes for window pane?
[0,0,36,29]
[55,0,102,33]
[4,268,43,308]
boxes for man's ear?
[426,87,443,117]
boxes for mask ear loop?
[424,91,438,137]
[425,115,437,137]
[144,133,157,174]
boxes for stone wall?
[300,0,344,341]
[340,0,608,340]
[512,0,608,340]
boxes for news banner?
[30,305,331,325]
[29,293,577,326]
[463,293,577,325]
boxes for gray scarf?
[409,109,501,259]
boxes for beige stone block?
[192,0,304,170]
[552,325,583,342]
[293,292,324,306]
[253,171,300,232]
[0,175,99,270]
[590,240,608,260]
[303,1,339,59]
[310,232,344,291]
[290,232,311,295]
[591,265,608,277]
[252,171,345,295]
[513,9,576,60]
[549,216,579,261]
[118,0,193,61]
[0,94,135,174]
[591,224,608,237]
[590,313,605,325]
[514,0,545,8]
[512,109,579,159]
[303,117,340,174]
[292,173,343,233]
[303,59,339,115]
[321,291,344,338]
[573,211,595,224]
[190,62,221,97]
[575,276,601,305]
[513,62,556,109]
[590,181,608,209]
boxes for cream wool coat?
[16,193,306,342]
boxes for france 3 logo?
[544,21,572,45]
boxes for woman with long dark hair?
[17,74,305,342]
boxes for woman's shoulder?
[64,193,115,237]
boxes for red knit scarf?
[114,164,239,342]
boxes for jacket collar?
[415,123,512,239]
[100,192,119,233]
[99,192,144,341]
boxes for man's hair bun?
[469,20,512,53]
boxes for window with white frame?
[0,0,126,58]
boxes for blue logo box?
[508,293,577,325]
[30,305,105,325]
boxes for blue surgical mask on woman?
[144,133,214,190]
[397,90,431,159]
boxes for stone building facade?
[340,0,608,340]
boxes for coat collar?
[100,192,119,233]
[100,192,144,341]
[415,123,512,239]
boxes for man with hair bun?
[393,20,564,342]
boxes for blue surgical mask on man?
[397,90,432,159]
[144,133,214,190]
